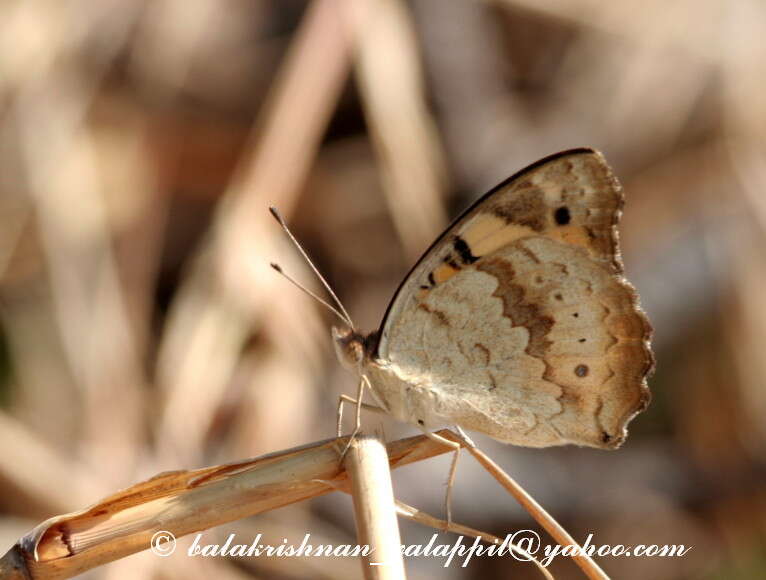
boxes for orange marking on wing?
[433,263,460,283]
[547,225,591,250]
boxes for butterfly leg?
[336,376,365,438]
[419,428,462,530]
[338,376,385,458]
[335,394,387,438]
[454,425,476,448]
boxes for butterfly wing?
[373,148,653,448]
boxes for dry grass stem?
[315,476,552,578]
[0,431,456,580]
[393,500,554,580]
[462,440,609,580]
[345,435,406,579]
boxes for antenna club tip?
[268,206,284,224]
[269,262,283,273]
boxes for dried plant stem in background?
[155,0,354,467]
[345,435,406,579]
[463,439,609,580]
[393,500,554,579]
[347,0,448,260]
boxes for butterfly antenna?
[269,263,351,327]
[269,207,355,329]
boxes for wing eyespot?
[554,206,571,225]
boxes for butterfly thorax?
[364,357,448,428]
[332,326,445,427]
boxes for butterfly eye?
[554,206,571,225]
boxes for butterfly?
[326,148,654,451]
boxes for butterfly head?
[332,326,381,372]
[332,326,366,371]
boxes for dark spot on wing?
[601,431,612,444]
[427,272,435,286]
[554,206,571,225]
[575,364,589,377]
[453,236,478,264]
[578,338,586,343]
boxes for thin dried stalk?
[393,501,554,580]
[345,435,406,579]
[318,478,552,579]
[462,439,609,580]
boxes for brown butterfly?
[272,148,654,517]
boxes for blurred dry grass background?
[1,0,765,578]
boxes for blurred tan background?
[1,0,765,578]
